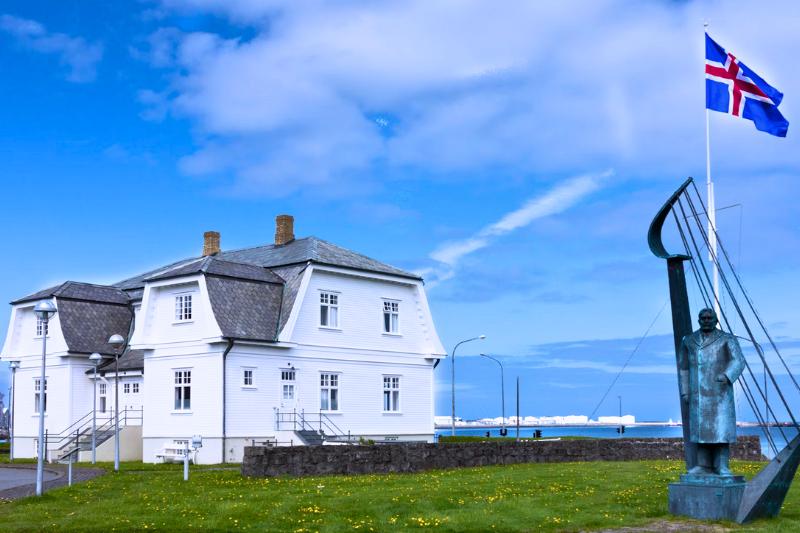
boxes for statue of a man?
[678,308,745,475]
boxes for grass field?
[1,459,799,531]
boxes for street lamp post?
[34,300,57,497]
[108,334,126,472]
[480,354,506,436]
[451,335,486,436]
[89,352,102,464]
[618,395,623,438]
[8,361,20,462]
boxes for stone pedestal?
[668,474,746,521]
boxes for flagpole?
[704,22,721,320]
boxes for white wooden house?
[1,216,446,463]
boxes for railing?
[45,408,144,460]
[275,409,355,443]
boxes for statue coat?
[678,329,745,444]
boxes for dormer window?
[319,292,339,329]
[36,316,48,337]
[175,294,193,322]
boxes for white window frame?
[132,383,139,394]
[35,316,49,337]
[34,377,47,414]
[174,293,193,323]
[123,383,130,394]
[99,383,107,413]
[320,372,340,412]
[383,375,401,413]
[173,369,192,412]
[319,291,340,329]
[281,369,296,400]
[382,299,400,334]
[242,368,255,388]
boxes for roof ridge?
[222,236,313,255]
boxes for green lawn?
[1,460,798,531]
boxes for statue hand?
[716,374,728,383]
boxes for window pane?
[392,390,399,410]
[384,390,390,411]
[384,313,390,332]
[391,314,398,333]
[184,386,191,409]
[175,387,181,410]
[320,305,328,326]
[321,392,328,411]
[329,306,338,328]
[330,389,338,410]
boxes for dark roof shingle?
[206,277,283,341]
[13,281,130,305]
[219,237,420,280]
[58,299,133,355]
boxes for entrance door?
[280,369,297,410]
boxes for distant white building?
[597,415,636,425]
[1,216,446,463]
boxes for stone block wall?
[241,436,763,478]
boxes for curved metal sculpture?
[649,177,800,523]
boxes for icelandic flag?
[705,33,789,137]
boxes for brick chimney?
[203,231,221,256]
[275,215,294,246]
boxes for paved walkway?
[0,464,105,500]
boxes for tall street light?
[108,334,126,472]
[34,300,57,496]
[8,360,20,462]
[89,352,103,464]
[480,354,506,436]
[451,335,486,436]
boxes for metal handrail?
[47,408,143,451]
[275,409,354,442]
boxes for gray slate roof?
[12,235,418,349]
[93,349,145,374]
[12,281,130,305]
[218,237,421,280]
[57,299,133,355]
[145,256,284,284]
[206,277,284,341]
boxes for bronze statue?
[678,308,745,476]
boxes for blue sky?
[1,0,800,422]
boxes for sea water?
[435,425,798,460]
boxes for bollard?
[183,441,190,481]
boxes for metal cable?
[689,180,800,397]
[676,197,788,444]
[682,191,798,431]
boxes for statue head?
[698,308,718,332]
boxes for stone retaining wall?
[242,436,763,478]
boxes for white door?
[280,369,297,410]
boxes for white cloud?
[0,15,103,82]
[424,171,609,283]
[529,358,676,375]
[142,1,800,198]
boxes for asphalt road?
[0,467,58,491]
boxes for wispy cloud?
[423,171,610,285]
[528,357,675,375]
[0,15,103,82]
